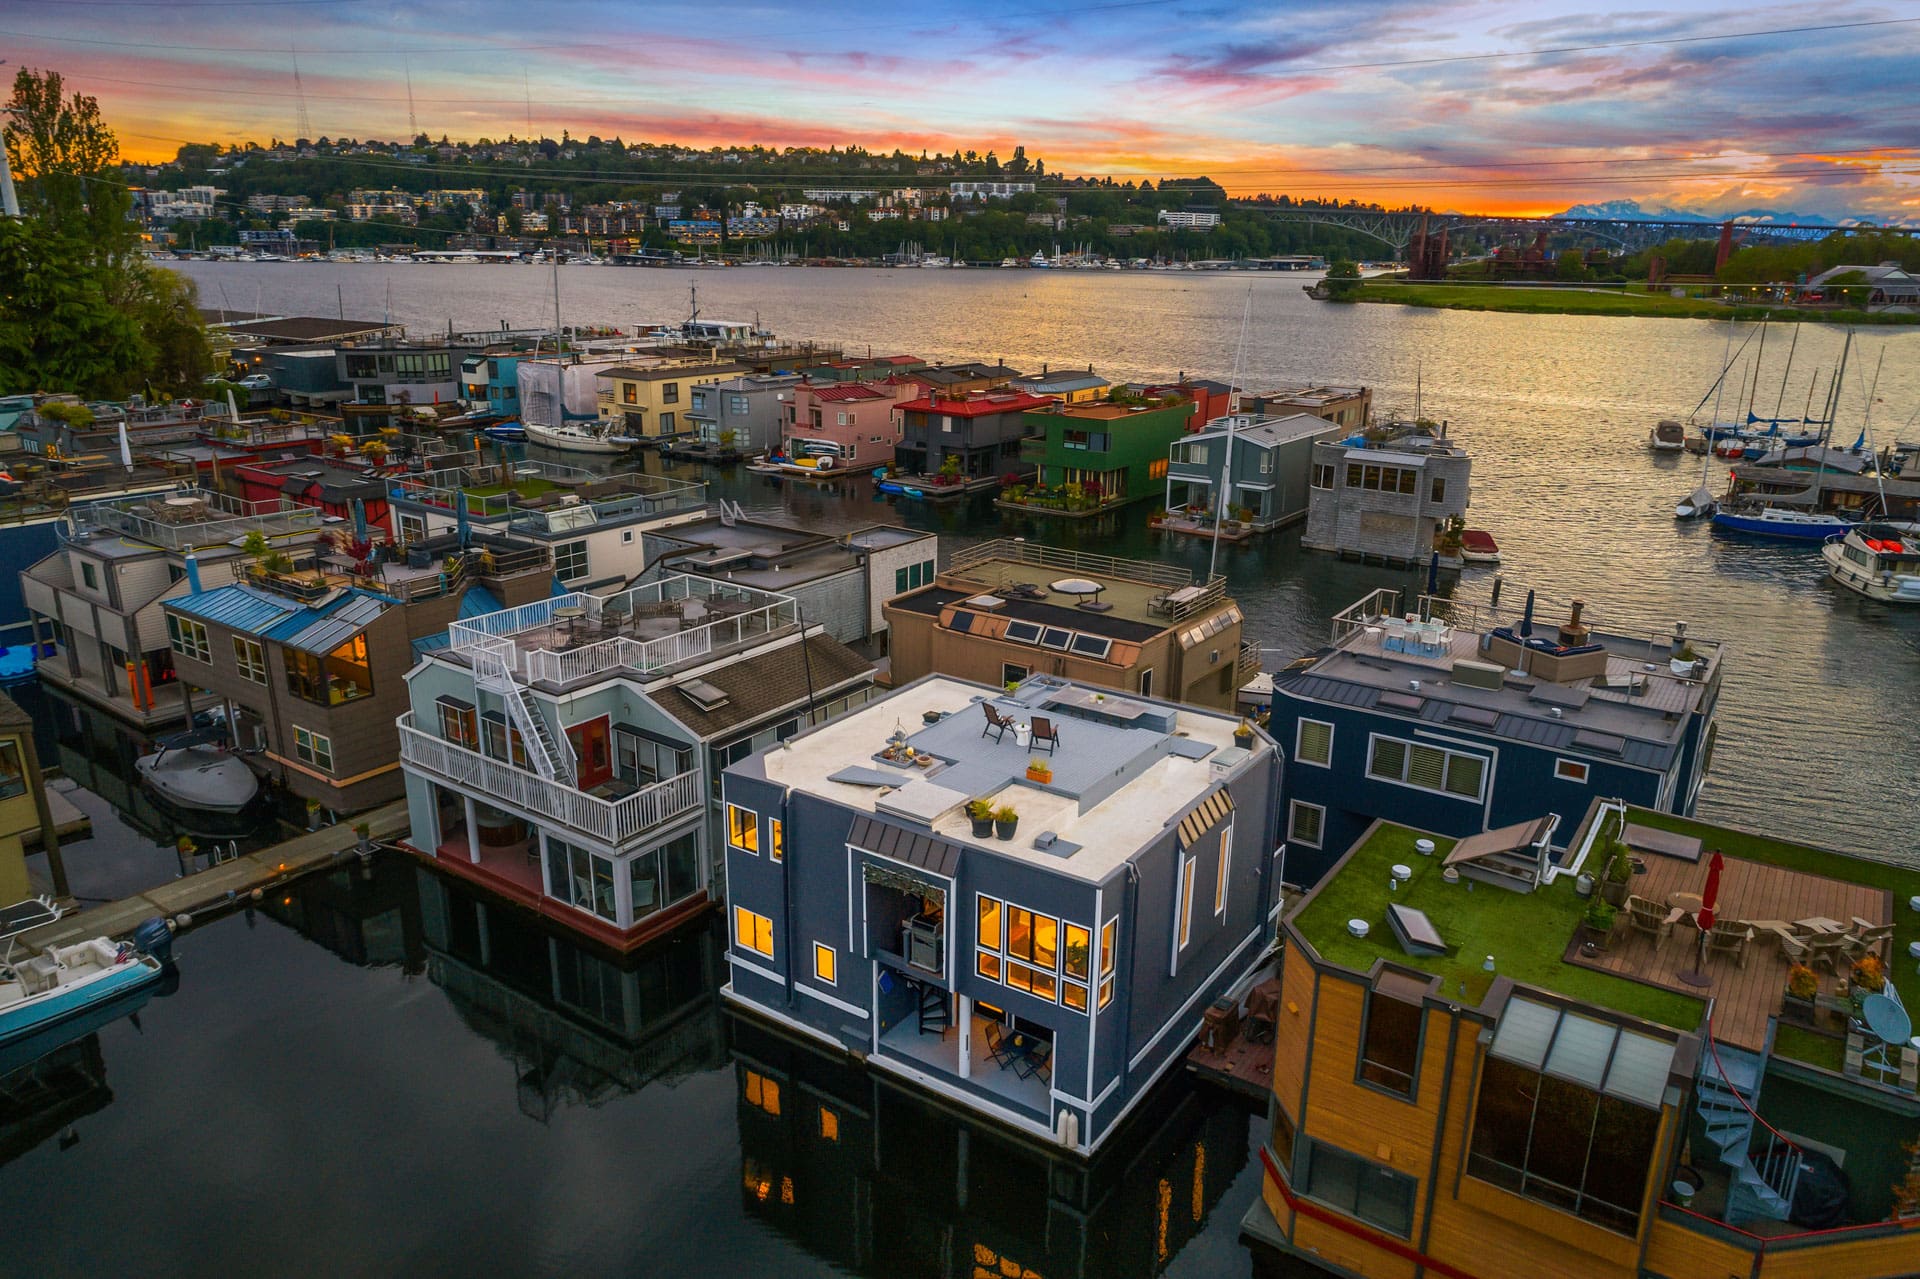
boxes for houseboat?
[1822,522,1920,603]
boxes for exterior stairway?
[1696,1034,1800,1225]
[472,642,575,783]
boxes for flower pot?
[994,817,1018,840]
[970,816,995,838]
[1026,766,1052,784]
[1233,731,1255,749]
[1601,879,1630,908]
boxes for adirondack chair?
[1625,895,1676,949]
[1704,918,1753,968]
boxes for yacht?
[136,727,260,814]
[1822,522,1920,603]
[0,925,172,1047]
[524,420,639,455]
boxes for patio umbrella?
[116,419,133,471]
[454,488,471,548]
[1696,850,1725,932]
[1519,589,1536,638]
[1426,551,1440,596]
[351,498,368,543]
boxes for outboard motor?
[133,916,175,964]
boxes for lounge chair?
[1806,931,1852,973]
[1777,931,1812,964]
[981,703,1011,743]
[1704,918,1753,968]
[1625,895,1677,949]
[1030,716,1059,756]
[1843,923,1894,964]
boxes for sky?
[4,0,1919,219]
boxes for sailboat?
[527,253,640,454]
[1712,330,1860,541]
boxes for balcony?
[389,460,706,530]
[446,575,801,686]
[68,488,322,552]
[399,714,701,847]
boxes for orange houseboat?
[1246,799,1920,1278]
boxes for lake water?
[8,264,1907,1276]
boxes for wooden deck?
[1565,852,1891,1052]
[1186,978,1282,1100]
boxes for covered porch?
[878,997,1055,1122]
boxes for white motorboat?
[1822,522,1920,603]
[524,420,638,454]
[0,924,171,1047]
[1649,420,1686,451]
[136,729,259,814]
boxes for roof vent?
[679,678,730,711]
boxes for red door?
[567,717,613,790]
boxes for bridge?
[1226,204,1920,254]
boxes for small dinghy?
[1459,529,1500,564]
[135,727,258,814]
[1675,485,1717,520]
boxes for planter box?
[1781,993,1817,1026]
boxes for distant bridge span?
[1226,204,1920,254]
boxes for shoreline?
[1340,281,1919,324]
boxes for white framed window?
[734,905,772,957]
[167,615,210,663]
[1176,853,1197,956]
[1295,718,1334,768]
[1098,918,1117,1009]
[1555,758,1590,783]
[1214,825,1232,916]
[293,726,334,773]
[974,893,1090,1014]
[1289,801,1325,849]
[1366,735,1486,802]
[813,942,836,985]
[727,803,759,854]
[622,529,634,544]
[233,636,267,684]
[554,540,589,582]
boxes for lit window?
[818,1106,839,1142]
[727,803,759,853]
[1215,828,1231,916]
[813,942,835,985]
[293,726,333,773]
[1555,759,1591,784]
[733,905,772,957]
[167,615,211,663]
[978,895,1002,950]
[1177,855,1197,951]
[769,818,784,862]
[233,637,267,684]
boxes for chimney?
[183,552,203,594]
[1558,596,1590,646]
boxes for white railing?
[948,537,1199,591]
[398,715,700,847]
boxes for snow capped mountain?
[1551,199,1860,225]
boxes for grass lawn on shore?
[1348,281,1913,324]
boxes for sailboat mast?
[1210,287,1255,584]
[1772,324,1800,419]
[1810,330,1851,507]
[1744,319,1767,420]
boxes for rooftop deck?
[942,539,1227,626]
[445,575,800,686]
[68,488,323,552]
[390,460,706,532]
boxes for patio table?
[1795,916,1847,934]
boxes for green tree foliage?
[0,67,211,397]
[1322,259,1362,299]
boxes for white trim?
[1294,717,1335,769]
[868,1049,1065,1148]
[1085,884,1102,1103]
[1130,924,1266,1073]
[1554,757,1591,784]
[1365,731,1488,803]
[1087,1072,1122,1113]
[723,982,840,1047]
[797,981,867,1019]
[728,953,787,989]
[1288,800,1326,850]
[812,940,838,986]
[1214,823,1233,918]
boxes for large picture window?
[554,540,589,582]
[1300,1140,1416,1237]
[975,894,1089,1015]
[1367,736,1487,801]
[547,838,618,923]
[1358,982,1424,1098]
[287,635,373,706]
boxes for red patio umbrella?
[1697,850,1725,932]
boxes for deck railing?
[398,714,701,846]
[70,488,322,551]
[947,537,1199,591]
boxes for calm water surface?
[16,266,1901,1275]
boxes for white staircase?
[1696,1034,1799,1225]
[472,640,575,783]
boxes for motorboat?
[0,920,172,1048]
[136,728,259,814]
[1822,522,1920,603]
[1649,420,1687,451]
[0,897,65,945]
[1674,485,1717,520]
[1459,529,1501,564]
[1710,505,1857,541]
[482,420,527,443]
[524,420,638,454]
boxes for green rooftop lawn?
[1624,809,1920,1017]
[464,476,558,501]
[1772,1023,1846,1074]
[1292,824,1706,1032]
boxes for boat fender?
[134,915,174,962]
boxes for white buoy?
[174,913,192,929]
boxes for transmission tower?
[291,48,312,142]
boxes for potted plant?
[1850,954,1886,1012]
[1601,833,1634,907]
[966,799,995,838]
[1670,643,1700,676]
[352,821,373,852]
[992,805,1019,840]
[1026,758,1052,784]
[1782,963,1818,1024]
[1581,899,1617,946]
[1234,719,1256,749]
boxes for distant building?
[1164,413,1348,531]
[1803,261,1920,307]
[1157,210,1221,230]
[784,380,923,471]
[802,187,880,203]
[668,219,722,244]
[1018,398,1197,513]
[597,362,751,443]
[950,181,1036,199]
[1006,368,1110,404]
[1240,383,1372,432]
[683,374,801,456]
[1300,423,1472,566]
[893,389,1054,481]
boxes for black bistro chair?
[1030,716,1060,755]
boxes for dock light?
[278,862,288,872]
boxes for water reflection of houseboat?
[730,1013,1253,1279]
[259,848,426,973]
[415,864,726,1121]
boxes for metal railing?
[947,537,1200,591]
[398,714,700,847]
[390,459,707,526]
[70,488,322,551]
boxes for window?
[1271,1103,1296,1174]
[293,726,333,772]
[622,529,634,545]
[547,838,618,922]
[659,412,675,433]
[727,804,759,853]
[976,895,1088,1014]
[167,616,210,663]
[1289,801,1325,849]
[81,561,99,590]
[894,566,908,594]
[1345,462,1363,488]
[1098,918,1116,1009]
[1555,759,1590,783]
[818,1106,839,1142]
[662,382,680,404]
[1367,736,1487,802]
[1000,662,1029,688]
[1300,1140,1416,1237]
[436,697,479,749]
[743,1068,780,1115]
[1214,828,1231,916]
[621,382,637,404]
[287,635,373,705]
[1295,719,1333,767]
[769,818,784,863]
[733,905,773,957]
[0,741,26,800]
[554,540,589,582]
[1138,668,1153,699]
[233,637,267,684]
[1430,478,1446,503]
[1176,854,1197,952]
[1358,985,1423,1097]
[813,942,835,985]
[1311,462,1335,489]
[482,714,529,767]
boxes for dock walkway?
[15,800,409,954]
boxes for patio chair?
[1842,922,1895,964]
[984,1021,1015,1068]
[1806,932,1852,973]
[1704,918,1753,968]
[1777,931,1812,964]
[981,703,1011,743]
[1030,716,1060,756]
[1625,895,1676,949]
[1014,1037,1052,1083]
